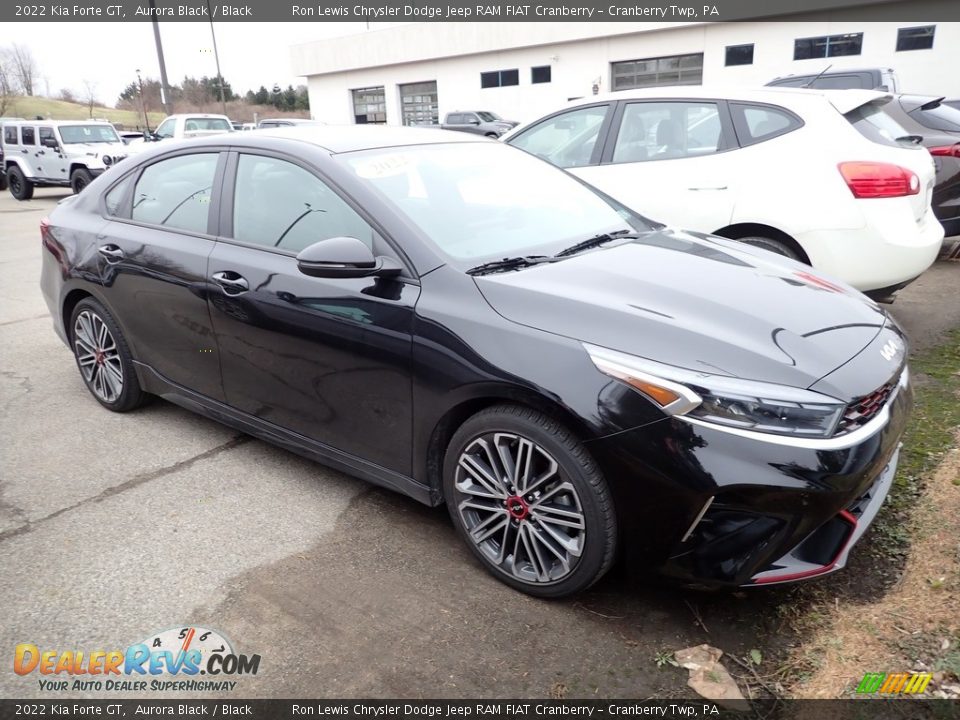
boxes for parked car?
[766,67,899,92]
[40,126,910,597]
[118,131,146,145]
[502,86,943,299]
[881,95,960,238]
[257,118,326,129]
[2,119,129,199]
[148,113,234,142]
[0,116,26,191]
[440,111,518,137]
[231,121,243,131]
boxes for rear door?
[96,149,227,401]
[572,99,737,230]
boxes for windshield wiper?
[554,229,638,258]
[466,255,553,276]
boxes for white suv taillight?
[838,162,920,199]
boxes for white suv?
[2,120,128,200]
[503,87,944,298]
[148,113,234,141]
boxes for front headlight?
[585,344,845,438]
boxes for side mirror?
[467,118,480,125]
[296,237,402,279]
[41,137,59,149]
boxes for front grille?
[836,380,896,435]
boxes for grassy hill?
[3,97,164,129]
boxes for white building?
[291,18,960,127]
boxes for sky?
[4,21,407,107]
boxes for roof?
[242,124,489,153]
[561,85,890,115]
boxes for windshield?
[185,117,232,131]
[476,112,501,122]
[338,142,649,263]
[59,125,120,144]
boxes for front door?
[37,126,68,182]
[207,151,418,475]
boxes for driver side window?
[508,105,609,169]
[232,154,374,253]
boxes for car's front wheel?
[70,298,146,412]
[443,405,617,598]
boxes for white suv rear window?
[845,103,913,147]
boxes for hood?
[474,230,888,393]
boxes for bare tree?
[82,80,98,117]
[10,43,39,96]
[58,88,77,103]
[0,49,19,115]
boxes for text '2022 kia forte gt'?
[40,127,911,597]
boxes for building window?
[611,53,704,91]
[531,65,552,84]
[352,86,386,124]
[896,25,935,51]
[399,81,439,126]
[725,44,754,66]
[793,33,863,60]
[481,69,519,89]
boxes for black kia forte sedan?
[40,127,911,597]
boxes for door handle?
[212,271,249,294]
[98,244,124,263]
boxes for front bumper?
[586,366,912,588]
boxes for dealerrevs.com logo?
[14,626,261,692]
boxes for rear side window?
[730,104,803,146]
[910,103,960,133]
[21,127,36,145]
[611,101,723,163]
[845,103,914,148]
[132,153,219,233]
[508,104,609,169]
[4,126,18,145]
[104,174,135,217]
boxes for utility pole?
[205,0,228,118]
[149,0,173,115]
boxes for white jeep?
[2,120,129,200]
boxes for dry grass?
[789,431,960,701]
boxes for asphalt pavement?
[1,188,958,700]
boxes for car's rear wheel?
[70,298,146,412]
[737,236,801,261]
[443,404,617,598]
[0,170,7,191]
[70,167,94,194]
[7,166,33,201]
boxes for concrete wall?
[293,20,960,126]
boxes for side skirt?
[134,361,437,507]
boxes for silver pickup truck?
[440,111,518,137]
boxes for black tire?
[0,170,7,192]
[7,166,33,201]
[70,167,94,194]
[737,236,801,261]
[70,297,147,412]
[443,404,617,598]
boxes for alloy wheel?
[73,309,123,403]
[453,432,586,584]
